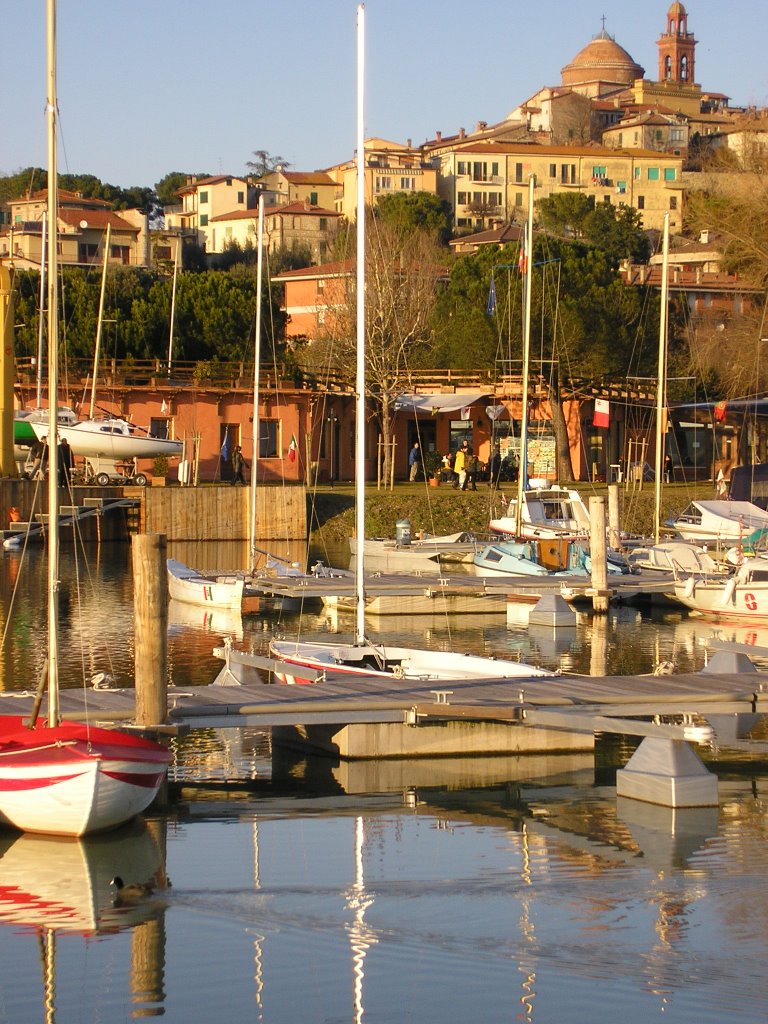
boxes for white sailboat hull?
[167,559,245,610]
[269,639,556,685]
[30,417,182,461]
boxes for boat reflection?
[0,818,166,934]
[168,598,244,641]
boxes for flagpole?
[249,193,265,571]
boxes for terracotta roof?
[210,202,340,223]
[449,223,524,249]
[272,259,355,282]
[11,188,112,208]
[176,175,247,194]
[280,171,336,185]
[58,208,138,232]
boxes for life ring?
[744,592,758,612]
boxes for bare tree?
[300,215,444,481]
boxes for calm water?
[1,542,767,1023]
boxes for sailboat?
[0,0,171,837]
[267,6,555,686]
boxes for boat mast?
[249,192,265,571]
[36,213,47,409]
[515,175,535,537]
[46,0,60,725]
[654,212,670,545]
[354,3,366,646]
[166,238,180,374]
[90,221,111,419]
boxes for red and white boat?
[0,717,171,837]
[0,0,171,838]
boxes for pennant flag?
[288,434,297,462]
[485,404,507,421]
[518,226,528,274]
[593,399,610,428]
[714,400,727,422]
[486,272,497,316]
[160,398,168,414]
[461,405,472,421]
[220,433,230,462]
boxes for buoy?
[8,507,20,525]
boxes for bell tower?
[657,2,696,83]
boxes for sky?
[5,0,768,191]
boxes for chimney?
[407,138,412,148]
[699,228,711,244]
[435,131,442,143]
[459,127,466,139]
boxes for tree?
[246,151,290,176]
[536,193,594,238]
[376,191,452,244]
[155,171,208,209]
[300,215,445,483]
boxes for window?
[310,191,318,204]
[472,162,485,181]
[200,214,208,226]
[515,192,523,206]
[549,163,556,178]
[155,245,172,261]
[319,217,327,230]
[458,191,468,205]
[150,417,170,439]
[491,162,499,176]
[200,191,208,204]
[670,128,684,142]
[665,55,672,79]
[592,165,606,178]
[664,167,677,181]
[400,177,414,190]
[647,167,660,180]
[226,177,232,186]
[637,195,645,209]
[617,133,623,147]
[259,420,279,458]
[634,167,641,179]
[237,191,244,204]
[669,196,678,210]
[457,161,469,175]
[515,162,523,183]
[655,130,663,141]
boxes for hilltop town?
[2,2,765,486]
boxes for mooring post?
[607,483,621,551]
[589,496,609,613]
[132,533,168,727]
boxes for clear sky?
[5,0,768,191]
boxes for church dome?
[561,29,645,90]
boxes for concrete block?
[616,736,718,807]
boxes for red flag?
[714,401,727,422]
[288,434,297,461]
[518,228,527,274]
[593,399,610,428]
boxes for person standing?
[465,450,479,490]
[408,441,422,482]
[231,445,247,486]
[58,436,74,487]
[453,441,468,489]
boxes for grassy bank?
[307,479,715,545]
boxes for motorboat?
[672,555,768,620]
[489,486,591,540]
[669,500,768,543]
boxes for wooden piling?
[589,496,609,613]
[608,484,621,551]
[132,533,168,727]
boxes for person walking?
[231,445,247,486]
[408,441,422,482]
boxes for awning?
[394,392,489,415]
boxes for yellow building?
[169,175,256,252]
[254,169,337,211]
[1,189,144,269]
[326,138,438,220]
[209,200,341,263]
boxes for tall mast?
[90,222,111,419]
[36,212,47,409]
[515,176,535,537]
[167,238,180,373]
[654,212,670,545]
[354,3,366,646]
[46,0,60,724]
[249,192,265,571]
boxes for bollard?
[589,496,608,613]
[608,484,621,552]
[132,533,168,728]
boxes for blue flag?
[486,272,497,316]
[220,434,230,462]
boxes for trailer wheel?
[95,472,111,486]
[133,473,148,486]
